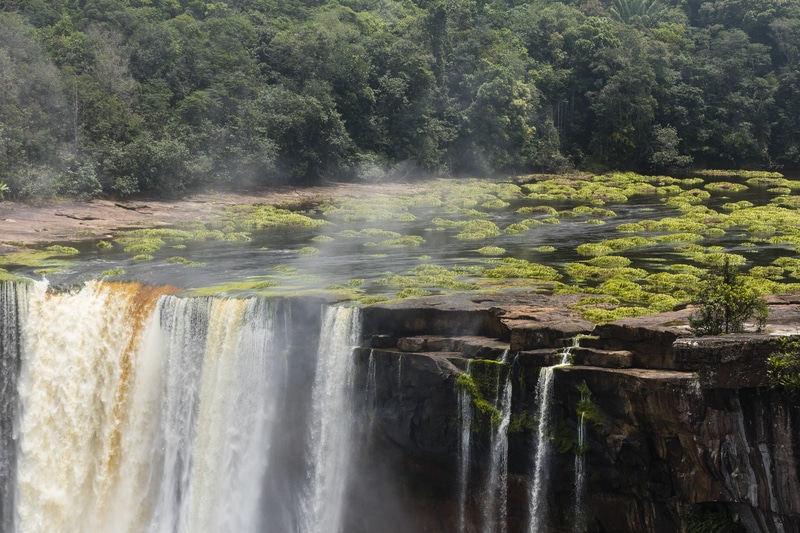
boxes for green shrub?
[689,259,767,335]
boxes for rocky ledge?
[357,293,800,533]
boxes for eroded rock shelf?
[358,293,800,533]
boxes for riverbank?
[0,182,426,251]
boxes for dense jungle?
[1,0,799,200]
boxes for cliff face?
[357,294,800,533]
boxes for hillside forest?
[1,0,799,199]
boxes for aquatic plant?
[576,243,613,257]
[294,246,319,256]
[533,245,556,252]
[96,241,113,249]
[101,268,126,277]
[476,246,506,256]
[166,256,205,266]
[455,219,501,240]
[481,258,561,281]
[45,245,79,255]
[703,182,748,193]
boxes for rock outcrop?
[357,293,800,533]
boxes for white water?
[573,389,588,532]
[4,280,366,533]
[528,341,576,533]
[482,351,512,533]
[457,361,473,533]
[301,305,362,533]
[0,281,28,533]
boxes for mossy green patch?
[166,256,205,266]
[102,268,126,277]
[703,181,748,193]
[45,245,79,255]
[481,258,561,281]
[476,246,506,256]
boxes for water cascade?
[0,281,28,533]
[573,386,589,532]
[481,351,513,533]
[301,305,362,533]
[528,339,578,533]
[1,280,370,533]
[457,361,473,533]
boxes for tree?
[689,259,768,336]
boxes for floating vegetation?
[358,295,393,305]
[697,169,783,180]
[704,182,748,193]
[132,254,153,261]
[616,223,645,233]
[576,243,613,257]
[102,268,126,277]
[692,252,747,268]
[476,246,506,256]
[296,246,320,256]
[230,204,329,229]
[370,235,425,247]
[34,268,63,275]
[45,245,79,255]
[481,258,561,281]
[396,288,432,299]
[704,228,726,238]
[655,232,704,243]
[598,236,657,253]
[451,219,501,240]
[745,175,790,188]
[166,256,205,266]
[375,264,480,291]
[772,196,800,209]
[96,241,113,249]
[534,245,556,252]
[586,256,631,268]
[722,200,754,211]
[565,263,647,282]
[585,219,606,225]
[573,206,616,217]
[517,206,557,215]
[481,199,510,210]
[188,279,280,296]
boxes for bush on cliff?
[689,259,767,335]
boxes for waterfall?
[0,281,28,533]
[457,361,473,533]
[0,281,373,533]
[573,387,588,533]
[301,305,362,533]
[482,351,512,533]
[528,340,576,533]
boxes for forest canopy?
[1,0,799,198]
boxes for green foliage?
[767,337,800,393]
[689,259,768,335]
[683,503,745,533]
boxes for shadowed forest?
[1,0,799,199]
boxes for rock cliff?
[356,293,800,533]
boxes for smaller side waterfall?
[528,338,578,533]
[457,361,474,533]
[573,384,589,532]
[482,351,513,533]
[302,305,362,533]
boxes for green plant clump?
[689,259,767,335]
[767,337,800,393]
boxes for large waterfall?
[0,280,363,533]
